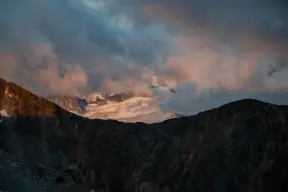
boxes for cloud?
[0,43,90,96]
[161,84,288,115]
[133,0,288,113]
[0,0,288,114]
[139,0,288,38]
[0,0,174,94]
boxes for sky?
[0,0,287,114]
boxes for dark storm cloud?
[0,0,288,114]
[0,0,172,95]
[137,0,288,59]
[0,0,127,60]
[129,0,288,113]
[0,0,94,95]
[137,0,288,38]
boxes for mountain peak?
[1,78,288,191]
[49,92,177,123]
[0,78,60,117]
[0,78,7,107]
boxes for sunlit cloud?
[0,0,287,114]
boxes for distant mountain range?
[47,92,182,123]
[1,77,288,191]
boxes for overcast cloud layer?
[0,0,288,114]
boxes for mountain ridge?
[47,92,180,123]
[1,77,288,191]
[0,78,60,117]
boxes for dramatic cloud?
[0,0,288,114]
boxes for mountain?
[47,95,88,115]
[48,92,178,123]
[1,77,288,191]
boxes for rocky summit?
[1,78,288,192]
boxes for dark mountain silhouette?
[1,77,288,191]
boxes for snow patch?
[0,109,10,123]
[50,93,183,123]
[84,96,173,123]
[85,93,106,102]
[0,109,9,117]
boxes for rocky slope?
[47,95,87,115]
[1,77,288,191]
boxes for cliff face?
[47,95,87,115]
[1,78,288,192]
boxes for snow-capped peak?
[49,92,182,123]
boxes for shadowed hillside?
[1,78,288,192]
